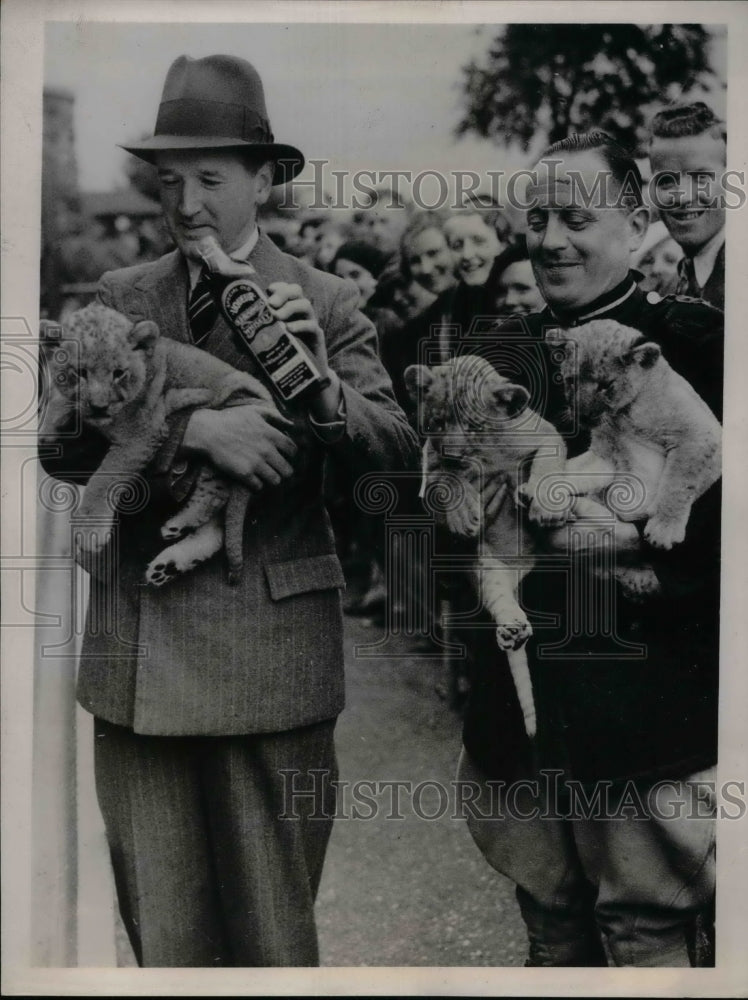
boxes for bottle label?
[222,281,277,340]
[221,279,322,401]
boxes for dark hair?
[460,195,513,243]
[649,102,726,144]
[484,240,530,295]
[399,211,448,277]
[299,216,325,238]
[538,130,644,209]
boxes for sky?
[44,21,513,193]
[43,21,726,196]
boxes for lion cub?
[405,354,568,738]
[40,302,275,584]
[545,319,721,552]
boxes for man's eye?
[158,175,179,187]
[526,215,546,232]
[565,215,589,230]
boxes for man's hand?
[183,404,297,492]
[266,282,344,423]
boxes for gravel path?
[315,614,526,967]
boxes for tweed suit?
[43,233,418,734]
[40,233,419,964]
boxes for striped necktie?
[676,255,701,299]
[187,266,219,345]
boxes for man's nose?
[540,215,568,251]
[178,179,202,218]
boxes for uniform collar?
[544,273,638,327]
[186,226,260,289]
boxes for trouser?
[457,748,716,967]
[93,716,338,967]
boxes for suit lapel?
[126,250,192,343]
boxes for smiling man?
[456,131,724,967]
[39,53,418,968]
[648,103,726,310]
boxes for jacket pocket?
[264,553,346,601]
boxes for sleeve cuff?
[306,373,347,444]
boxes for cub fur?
[545,319,721,556]
[40,302,275,584]
[405,354,569,739]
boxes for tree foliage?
[457,24,719,154]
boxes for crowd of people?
[41,48,724,971]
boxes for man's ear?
[129,320,160,355]
[491,383,530,417]
[626,205,650,254]
[403,365,433,401]
[254,161,275,207]
[625,341,661,369]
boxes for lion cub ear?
[491,383,530,417]
[128,320,160,356]
[404,365,434,401]
[625,341,661,369]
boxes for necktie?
[676,256,701,299]
[187,266,219,345]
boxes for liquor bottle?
[196,235,330,404]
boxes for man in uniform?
[40,54,418,967]
[454,131,722,967]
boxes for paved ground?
[315,614,525,967]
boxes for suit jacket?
[41,234,419,736]
[701,241,725,312]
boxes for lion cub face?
[404,354,531,455]
[548,319,662,427]
[52,303,159,428]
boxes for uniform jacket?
[41,234,419,736]
[456,275,724,785]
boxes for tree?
[457,24,720,155]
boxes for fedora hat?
[121,54,305,185]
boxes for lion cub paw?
[643,515,687,550]
[495,616,532,651]
[614,565,661,602]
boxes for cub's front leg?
[76,426,168,557]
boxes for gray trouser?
[94,716,337,967]
[457,748,716,967]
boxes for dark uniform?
[449,273,722,967]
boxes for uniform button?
[646,290,662,304]
[172,460,188,476]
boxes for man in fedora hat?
[41,54,418,967]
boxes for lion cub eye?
[598,378,614,392]
[112,368,127,381]
[78,367,88,380]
